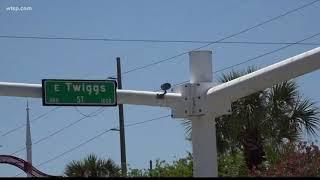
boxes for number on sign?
[77,96,84,103]
[101,98,111,104]
[49,98,59,103]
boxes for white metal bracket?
[171,82,216,118]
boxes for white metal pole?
[189,51,218,177]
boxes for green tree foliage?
[250,141,320,176]
[218,150,248,177]
[127,151,247,177]
[128,142,320,177]
[127,152,193,177]
[64,154,120,177]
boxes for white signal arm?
[0,82,182,108]
[0,82,42,98]
[206,47,320,110]
[117,89,181,107]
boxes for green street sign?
[42,79,117,106]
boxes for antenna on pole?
[26,100,32,177]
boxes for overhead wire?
[0,35,319,45]
[116,0,320,77]
[14,114,170,177]
[166,32,320,91]
[74,107,106,118]
[1,0,317,78]
[9,107,106,156]
[0,107,60,138]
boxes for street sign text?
[42,79,117,106]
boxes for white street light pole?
[188,51,218,176]
[0,47,320,177]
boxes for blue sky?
[0,0,319,177]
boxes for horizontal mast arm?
[0,82,42,98]
[206,47,320,107]
[117,89,181,107]
[0,82,182,107]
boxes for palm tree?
[182,66,320,171]
[64,154,121,177]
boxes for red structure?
[0,155,59,177]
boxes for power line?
[38,115,170,166]
[117,0,320,77]
[2,1,317,88]
[0,107,60,138]
[5,0,312,80]
[112,115,172,130]
[74,107,105,118]
[38,114,169,166]
[0,106,103,141]
[0,35,319,46]
[212,33,320,74]
[0,103,101,140]
[212,42,319,46]
[13,129,113,177]
[9,107,106,156]
[14,114,170,177]
[36,129,113,168]
[167,32,320,90]
[125,115,171,127]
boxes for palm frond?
[64,154,120,177]
[218,66,258,83]
[292,97,320,136]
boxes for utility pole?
[26,100,32,177]
[117,57,127,177]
